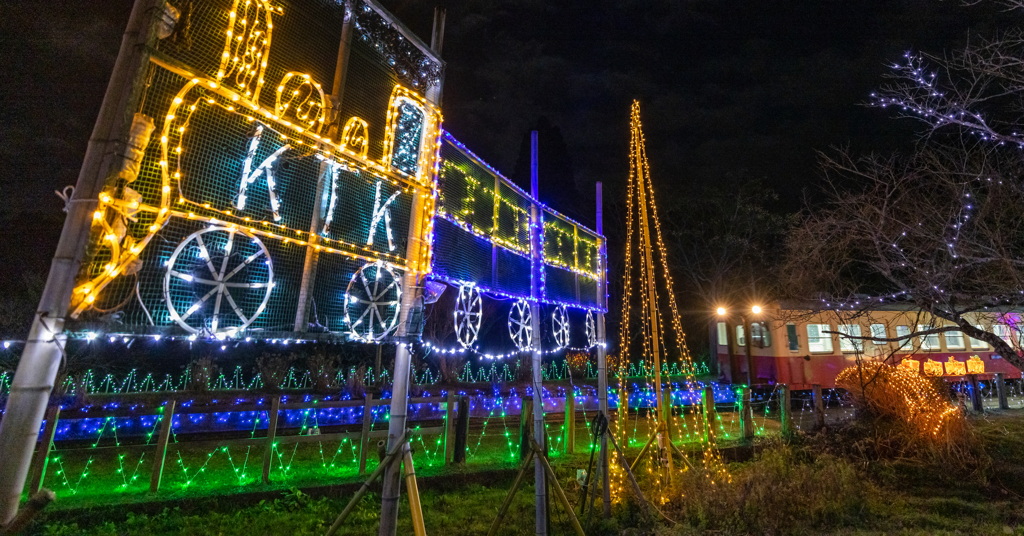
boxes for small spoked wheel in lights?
[508,298,533,350]
[586,310,597,348]
[163,226,274,335]
[344,261,402,342]
[552,305,570,348]
[454,284,483,349]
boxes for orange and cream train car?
[715,301,1024,389]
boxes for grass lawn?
[28,409,1024,535]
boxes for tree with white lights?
[786,0,1024,372]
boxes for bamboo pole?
[28,405,60,495]
[402,449,426,536]
[530,439,586,536]
[149,399,176,493]
[486,449,536,536]
[0,0,162,522]
[326,430,410,536]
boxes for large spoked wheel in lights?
[454,284,483,349]
[345,261,402,342]
[586,310,597,348]
[552,305,570,348]
[508,298,533,350]
[164,226,274,335]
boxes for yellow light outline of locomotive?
[71,0,443,318]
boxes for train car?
[715,301,1024,389]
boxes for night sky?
[0,0,1001,312]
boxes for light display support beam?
[595,181,611,517]
[293,4,355,332]
[530,130,548,536]
[0,0,161,524]
[634,112,673,476]
[379,12,444,536]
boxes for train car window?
[735,325,746,347]
[945,330,965,350]
[786,324,799,351]
[838,324,863,352]
[870,324,886,344]
[917,325,940,351]
[717,322,728,345]
[993,324,1013,346]
[751,322,771,348]
[806,324,833,353]
[895,325,913,351]
[967,325,988,349]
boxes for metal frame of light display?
[63,0,444,342]
[0,0,609,528]
[49,0,605,348]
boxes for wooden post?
[564,390,576,454]
[739,387,754,440]
[996,372,1010,410]
[968,374,983,412]
[262,396,282,484]
[662,387,674,442]
[454,395,469,463]
[28,405,60,494]
[780,385,793,435]
[702,385,716,442]
[812,384,825,429]
[149,399,176,493]
[444,391,456,464]
[520,396,533,460]
[359,393,374,474]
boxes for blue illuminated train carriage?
[69,0,605,353]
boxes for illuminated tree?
[787,1,1024,372]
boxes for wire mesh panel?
[430,218,492,286]
[434,133,605,311]
[68,0,443,341]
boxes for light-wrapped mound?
[836,361,966,443]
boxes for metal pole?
[378,195,428,536]
[595,181,611,517]
[742,315,754,386]
[0,0,161,523]
[529,130,548,536]
[293,2,354,331]
[726,319,739,384]
[378,12,444,536]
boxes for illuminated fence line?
[0,359,711,397]
[22,382,773,505]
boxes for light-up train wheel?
[508,298,533,351]
[163,226,274,335]
[344,261,402,342]
[552,305,570,349]
[454,284,483,349]
[586,310,597,348]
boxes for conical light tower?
[614,101,727,499]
